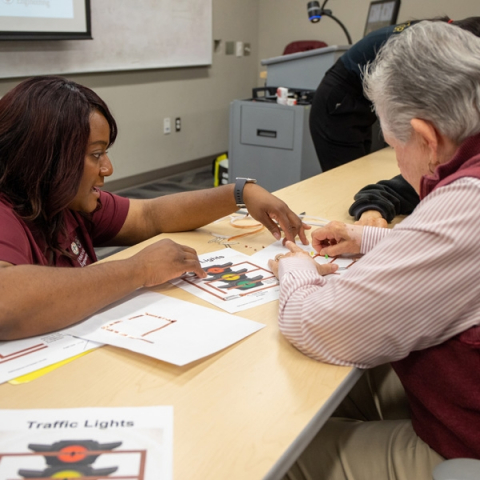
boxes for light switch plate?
[235,41,243,57]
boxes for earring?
[428,158,439,174]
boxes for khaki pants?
[284,364,445,480]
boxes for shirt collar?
[421,132,480,199]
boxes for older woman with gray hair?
[271,21,480,480]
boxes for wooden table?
[0,148,400,479]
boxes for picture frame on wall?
[0,0,91,41]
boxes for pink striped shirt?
[278,177,480,368]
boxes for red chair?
[283,40,328,55]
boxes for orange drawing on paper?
[101,313,177,344]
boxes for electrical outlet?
[225,41,234,55]
[244,43,251,56]
[175,117,181,132]
[163,117,171,134]
[235,41,243,57]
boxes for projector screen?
[0,0,212,79]
[0,0,91,40]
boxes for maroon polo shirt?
[0,191,129,267]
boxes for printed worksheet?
[0,334,101,385]
[0,406,173,480]
[65,291,264,366]
[251,240,362,275]
[170,248,280,313]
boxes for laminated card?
[0,406,173,480]
[170,248,280,313]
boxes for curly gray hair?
[363,21,480,144]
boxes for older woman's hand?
[355,210,388,228]
[312,221,363,257]
[268,241,338,278]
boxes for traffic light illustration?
[178,256,279,303]
[18,439,122,479]
[217,274,264,290]
[203,262,241,280]
[204,262,264,291]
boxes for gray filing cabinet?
[228,45,349,192]
[228,100,320,192]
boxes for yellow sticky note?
[9,351,92,385]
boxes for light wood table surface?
[0,148,400,479]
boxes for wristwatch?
[234,177,257,207]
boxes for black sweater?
[348,174,420,222]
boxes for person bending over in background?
[272,21,480,479]
[0,76,308,341]
[308,16,480,226]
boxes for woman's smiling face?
[68,110,113,213]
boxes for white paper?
[0,333,101,385]
[170,248,280,313]
[251,240,362,275]
[0,406,173,480]
[65,291,265,366]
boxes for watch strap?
[234,177,257,207]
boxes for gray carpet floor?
[95,164,214,260]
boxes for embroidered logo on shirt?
[71,241,80,256]
[72,236,90,267]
